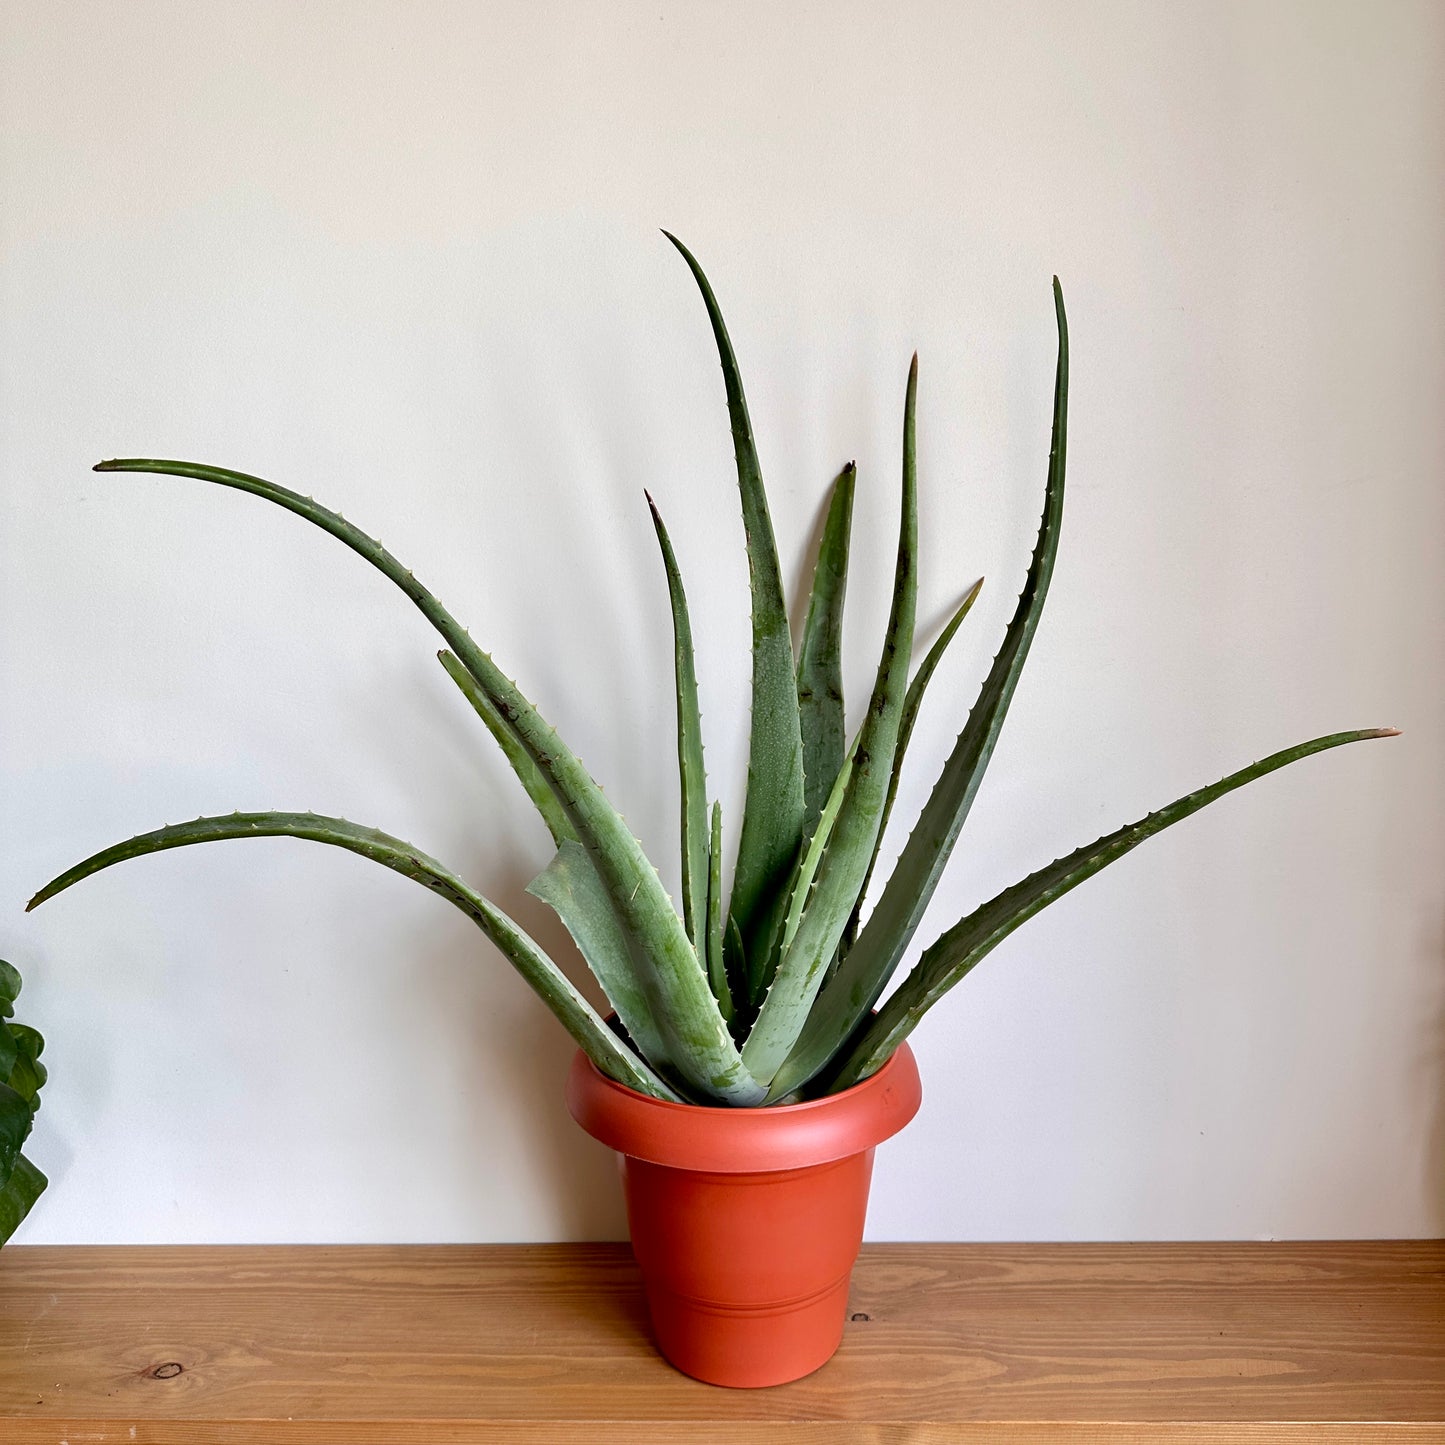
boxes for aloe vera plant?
[0,959,48,1241]
[28,238,1397,1107]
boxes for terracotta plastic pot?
[565,1041,922,1387]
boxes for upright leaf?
[842,577,984,953]
[780,281,1069,1092]
[704,801,733,1023]
[27,811,682,1102]
[797,463,856,834]
[91,460,763,1104]
[778,745,855,961]
[646,493,710,956]
[742,355,920,1087]
[828,727,1400,1091]
[662,234,807,997]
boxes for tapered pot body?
[565,1042,922,1387]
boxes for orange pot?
[565,1041,922,1387]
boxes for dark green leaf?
[0,1083,34,1186]
[782,282,1069,1094]
[829,727,1400,1089]
[704,801,733,1023]
[662,235,807,997]
[646,493,710,956]
[0,959,19,1020]
[5,1025,45,1109]
[843,576,984,955]
[0,1155,46,1244]
[797,463,856,835]
[743,355,919,1088]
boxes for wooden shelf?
[0,1241,1441,1441]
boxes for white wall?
[2,0,1441,1244]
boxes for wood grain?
[0,1242,1440,1442]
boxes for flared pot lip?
[565,1040,922,1174]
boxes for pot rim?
[566,1039,922,1173]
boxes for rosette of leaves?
[0,959,47,1240]
[28,237,1397,1106]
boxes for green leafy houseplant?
[29,236,1396,1112]
[0,959,48,1242]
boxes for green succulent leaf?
[90,459,760,1105]
[646,493,711,957]
[704,800,733,1023]
[469,660,760,1102]
[778,744,855,962]
[437,650,575,849]
[27,811,681,1102]
[0,1155,47,1245]
[827,727,1401,1091]
[663,234,807,1000]
[743,355,920,1088]
[725,913,750,1025]
[783,281,1069,1092]
[527,839,673,1075]
[797,463,857,836]
[844,576,985,954]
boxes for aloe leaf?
[785,281,1070,1088]
[438,650,575,848]
[779,745,855,960]
[843,576,985,953]
[704,801,732,1023]
[0,1154,47,1244]
[797,463,856,835]
[823,727,1400,1092]
[91,460,761,1104]
[662,235,807,998]
[742,355,920,1086]
[468,662,763,1101]
[645,493,710,956]
[27,811,681,1102]
[725,913,750,1024]
[527,839,673,1073]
